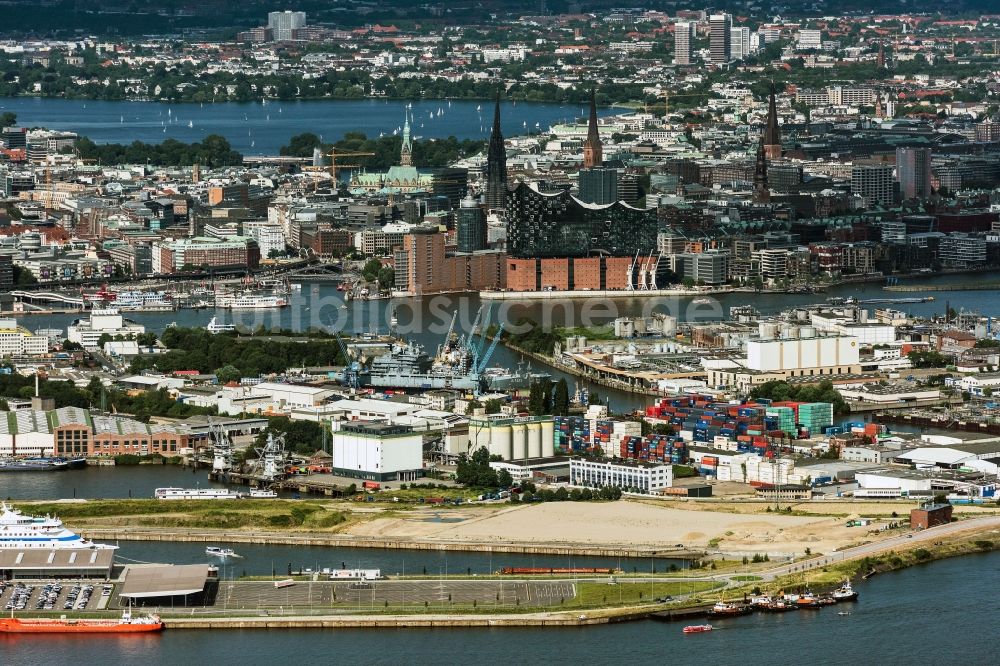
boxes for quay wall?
[79,528,701,560]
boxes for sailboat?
[476,104,481,112]
[120,115,124,123]
[188,120,193,128]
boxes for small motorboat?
[682,625,713,634]
[206,546,238,558]
[837,611,851,616]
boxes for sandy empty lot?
[344,501,860,556]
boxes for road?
[759,515,1000,580]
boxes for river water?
[0,97,606,154]
[2,550,996,665]
[113,540,685,579]
[19,270,1000,413]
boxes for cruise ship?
[0,504,117,550]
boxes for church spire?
[763,81,782,160]
[400,109,412,167]
[583,88,603,168]
[485,90,508,210]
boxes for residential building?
[268,10,306,41]
[674,21,694,66]
[852,162,895,208]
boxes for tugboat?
[682,624,713,634]
[707,600,753,617]
[832,581,859,602]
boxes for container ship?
[0,503,117,551]
[0,610,163,634]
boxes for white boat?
[0,503,117,551]
[692,297,713,305]
[215,293,289,310]
[207,317,236,334]
[246,489,278,499]
[205,546,238,557]
[154,488,244,500]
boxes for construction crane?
[324,148,375,181]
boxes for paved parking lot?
[213,579,578,611]
[0,580,110,612]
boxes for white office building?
[0,319,49,357]
[570,458,673,494]
[730,27,752,60]
[797,29,822,50]
[66,310,145,349]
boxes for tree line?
[74,135,243,168]
[128,327,348,381]
[281,131,484,170]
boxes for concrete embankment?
[79,528,701,560]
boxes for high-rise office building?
[268,11,306,41]
[852,162,895,208]
[485,94,508,210]
[896,147,933,201]
[578,168,618,205]
[456,197,487,253]
[583,89,603,168]
[730,27,751,60]
[0,254,12,292]
[709,14,732,64]
[674,21,694,65]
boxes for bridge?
[11,290,86,307]
[286,264,346,281]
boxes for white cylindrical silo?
[493,424,513,460]
[527,421,542,458]
[540,420,555,457]
[512,423,527,460]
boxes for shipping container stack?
[797,403,834,439]
[592,419,615,456]
[554,416,592,454]
[765,406,797,436]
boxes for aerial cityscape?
[3,2,1000,662]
